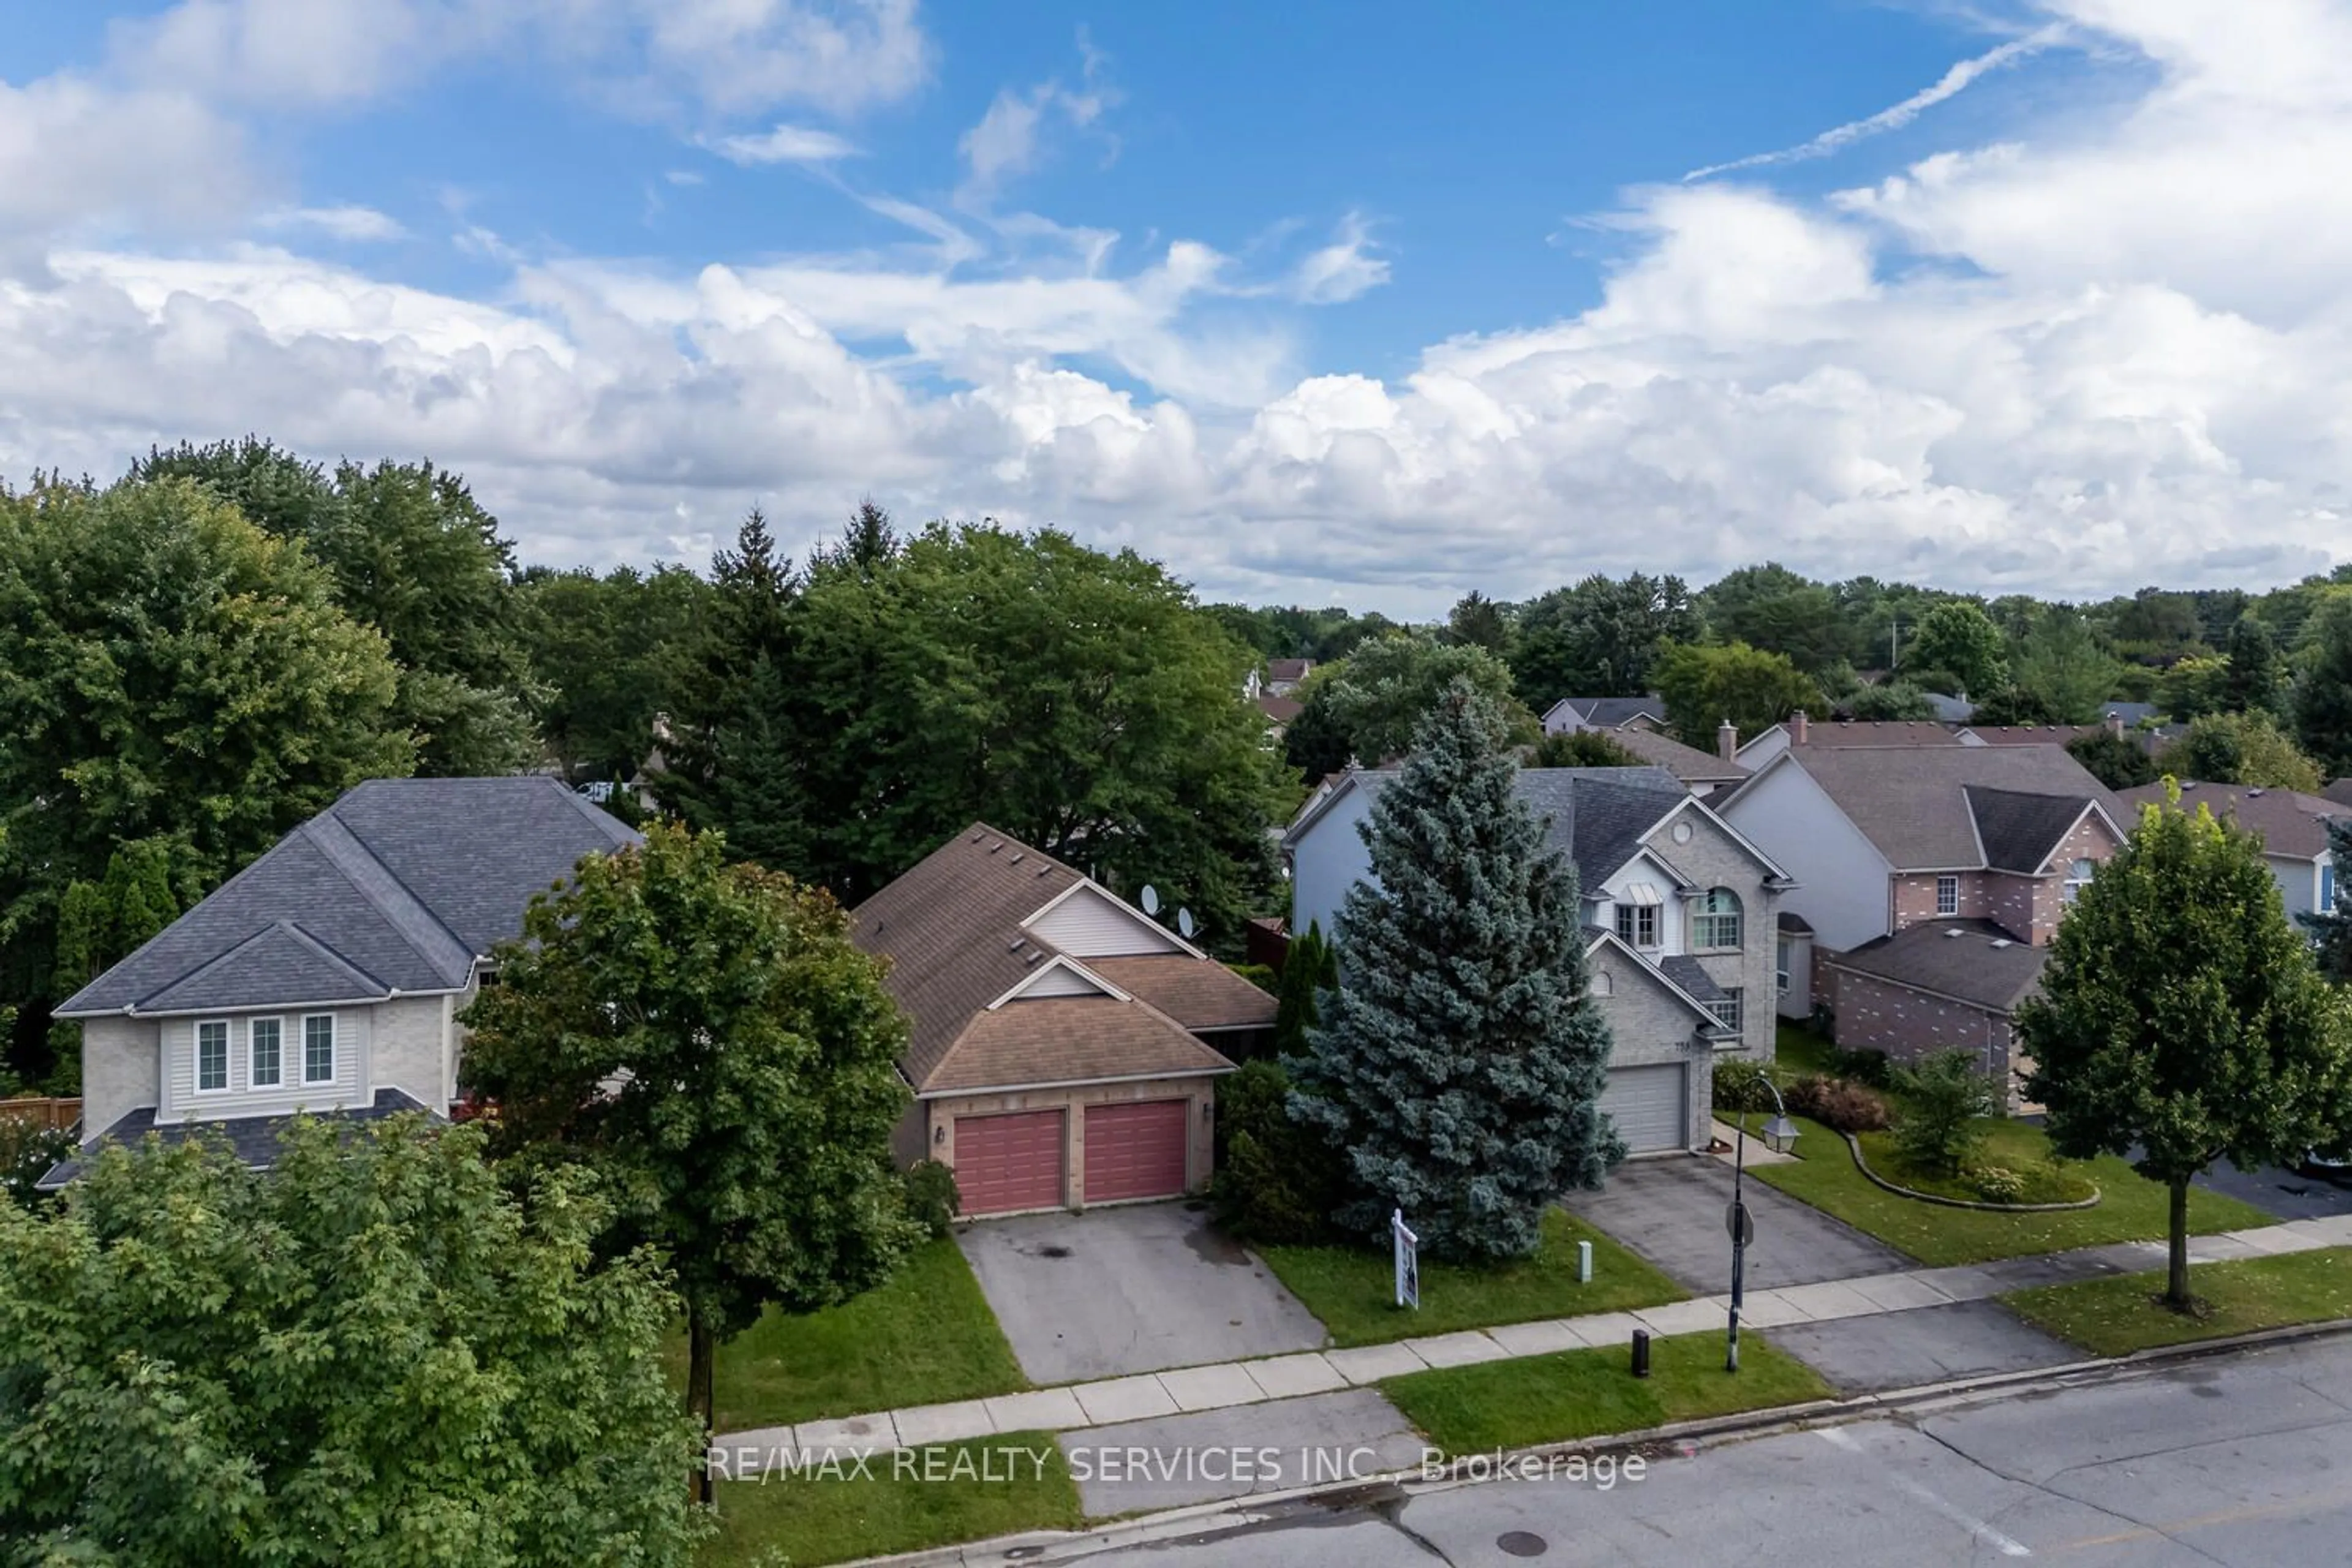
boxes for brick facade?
[1819,964,2029,1107]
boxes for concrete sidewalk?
[711,1210,2352,1464]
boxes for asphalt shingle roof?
[1965,786,2098,873]
[1827,919,2048,1012]
[1338,766,1687,894]
[1605,726,1749,785]
[1562,695,1667,729]
[58,778,640,1017]
[2114,780,2343,861]
[1766,745,2116,871]
[36,1088,440,1189]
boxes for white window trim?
[1708,989,1744,1035]
[1693,888,1743,950]
[1774,939,1792,996]
[194,1018,232,1095]
[249,1015,285,1088]
[1615,903,1659,949]
[1935,874,1960,916]
[301,1013,337,1086]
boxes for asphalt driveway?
[1562,1155,1908,1294]
[956,1202,1329,1384]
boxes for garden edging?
[1839,1130,2101,1212]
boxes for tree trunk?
[2165,1175,2193,1311]
[688,1307,717,1507]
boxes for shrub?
[1888,1049,1997,1177]
[1826,1044,1894,1088]
[1711,1058,1774,1114]
[1210,1058,1344,1244]
[903,1158,961,1238]
[1783,1075,1892,1134]
[1226,962,1278,995]
[0,1117,74,1209]
[1969,1165,2027,1204]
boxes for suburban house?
[1718,745,2124,1101]
[1541,695,1667,735]
[851,825,1276,1216]
[1595,726,1751,797]
[2115,780,2343,924]
[1243,657,1317,702]
[1736,709,2172,769]
[1285,766,1792,1156]
[43,777,640,1187]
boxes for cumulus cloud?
[7,0,2352,614]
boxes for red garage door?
[1083,1100,1190,1204]
[952,1110,1065,1215]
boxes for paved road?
[1562,1155,1908,1293]
[1072,1335,2352,1566]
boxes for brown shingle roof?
[1607,726,1748,784]
[922,996,1233,1095]
[2114,781,2343,861]
[1791,720,1965,747]
[1088,955,1276,1031]
[1773,745,2117,870]
[851,823,1246,1094]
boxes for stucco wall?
[78,1016,159,1138]
[925,1074,1222,1210]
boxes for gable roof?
[1741,745,2119,871]
[59,778,640,1018]
[2114,780,2343,861]
[1824,919,2048,1013]
[1964,786,2105,874]
[1603,726,1750,786]
[1550,695,1666,729]
[851,824,1266,1094]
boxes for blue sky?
[0,2,2340,612]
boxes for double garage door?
[952,1099,1190,1215]
[1597,1063,1689,1155]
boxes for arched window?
[2064,858,2097,904]
[1694,887,1743,948]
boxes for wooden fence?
[0,1096,81,1133]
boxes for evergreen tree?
[1271,921,1336,1058]
[2304,818,2352,982]
[1292,679,1623,1261]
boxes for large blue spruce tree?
[1292,678,1624,1260]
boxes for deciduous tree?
[2157,710,2323,791]
[1316,631,1533,766]
[1292,681,1623,1260]
[2016,791,2352,1308]
[458,824,919,1497]
[1905,601,2008,699]
[1653,641,1822,750]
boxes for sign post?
[1392,1208,1420,1310]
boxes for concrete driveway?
[1562,1155,1907,1294]
[956,1202,1329,1384]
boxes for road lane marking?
[1817,1427,2032,1558]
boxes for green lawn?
[1752,1115,2272,1267]
[1851,1127,2097,1205]
[700,1433,1079,1567]
[1382,1329,1831,1455]
[1259,1207,1686,1348]
[668,1239,1029,1432]
[1771,1020,1838,1080]
[2005,1246,2352,1355]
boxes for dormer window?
[1614,903,1658,949]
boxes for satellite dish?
[1177,908,1197,940]
[1140,885,1161,916]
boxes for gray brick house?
[43,777,639,1186]
[1285,766,1792,1155]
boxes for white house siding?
[1027,885,1183,957]
[1587,944,1710,1152]
[1721,762,1894,954]
[78,1016,159,1137]
[1597,853,1686,956]
[2271,854,2322,927]
[1013,963,1110,999]
[371,993,457,1113]
[157,1006,372,1125]
[1640,807,1781,1061]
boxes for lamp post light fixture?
[1726,1079,1798,1373]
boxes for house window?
[2064,858,2097,905]
[1775,938,1791,996]
[195,1020,229,1093]
[1708,989,1744,1033]
[1614,903,1657,948]
[2326,862,2339,912]
[249,1017,283,1088]
[303,1014,336,1085]
[1693,888,1743,948]
[1935,874,1960,916]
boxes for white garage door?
[1598,1063,1688,1153]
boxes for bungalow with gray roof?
[43,777,639,1187]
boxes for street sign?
[1725,1200,1755,1248]
[1392,1208,1420,1310]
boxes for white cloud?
[9,0,2352,615]
[260,205,409,242]
[703,123,860,165]
[956,35,1116,202]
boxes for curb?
[810,1314,2352,1567]
[1839,1130,2101,1212]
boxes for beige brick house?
[852,825,1275,1216]
[1719,744,2124,1103]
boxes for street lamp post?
[1727,1079,1799,1373]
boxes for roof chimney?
[1717,718,1738,761]
[1790,709,1810,747]
[2105,710,2124,740]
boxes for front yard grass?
[699,1433,1079,1567]
[2005,1246,2352,1356]
[1259,1207,1686,1348]
[1771,1020,1838,1080]
[666,1238,1029,1432]
[1752,1115,2272,1267]
[1381,1329,1831,1455]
